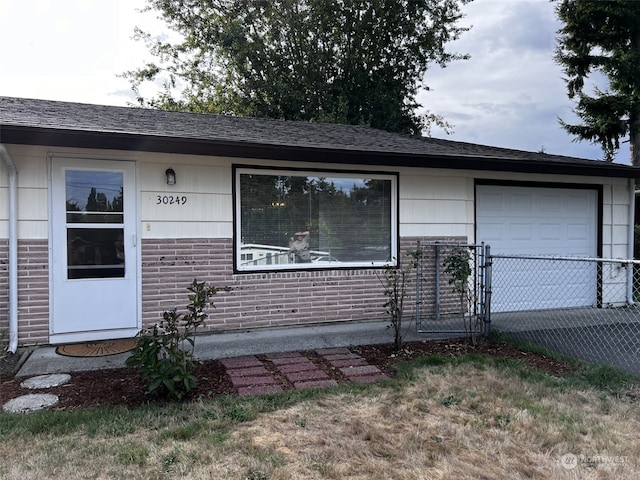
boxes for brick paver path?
[318,348,389,384]
[223,348,388,397]
[221,356,285,397]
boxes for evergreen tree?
[555,0,640,164]
[86,187,98,212]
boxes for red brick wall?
[0,240,50,346]
[141,236,465,333]
[17,240,50,345]
[0,240,7,342]
[3,236,465,346]
[141,238,387,331]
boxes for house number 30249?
[156,195,188,205]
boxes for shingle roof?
[1,96,638,178]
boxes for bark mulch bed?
[0,338,575,411]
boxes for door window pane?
[67,228,125,279]
[64,170,126,279]
[65,170,124,223]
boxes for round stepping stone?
[3,394,59,413]
[20,373,71,390]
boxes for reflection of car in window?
[68,236,103,265]
[311,255,340,263]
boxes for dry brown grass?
[1,361,639,479]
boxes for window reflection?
[66,171,123,223]
[65,170,126,279]
[67,229,125,279]
[238,171,395,270]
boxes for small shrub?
[443,246,482,345]
[377,249,422,350]
[126,279,217,400]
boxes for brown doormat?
[56,339,138,358]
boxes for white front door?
[50,158,139,343]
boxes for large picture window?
[235,167,398,271]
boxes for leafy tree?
[126,0,471,134]
[554,0,640,164]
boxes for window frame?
[233,165,399,272]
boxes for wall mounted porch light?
[165,168,176,185]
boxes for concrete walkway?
[16,319,428,377]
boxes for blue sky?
[0,0,628,163]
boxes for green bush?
[377,249,421,351]
[443,247,482,346]
[126,279,218,400]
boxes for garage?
[476,184,598,312]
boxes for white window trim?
[234,166,398,272]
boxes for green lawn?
[1,353,639,479]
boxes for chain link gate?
[414,241,491,340]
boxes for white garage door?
[476,185,598,312]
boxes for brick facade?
[141,236,465,334]
[0,240,7,341]
[141,238,388,332]
[18,240,50,344]
[0,240,50,345]
[2,236,464,346]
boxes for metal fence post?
[628,259,634,305]
[483,244,492,339]
[435,243,440,321]
[416,240,422,332]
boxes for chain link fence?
[489,255,640,376]
[415,242,490,342]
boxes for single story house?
[1,96,639,351]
